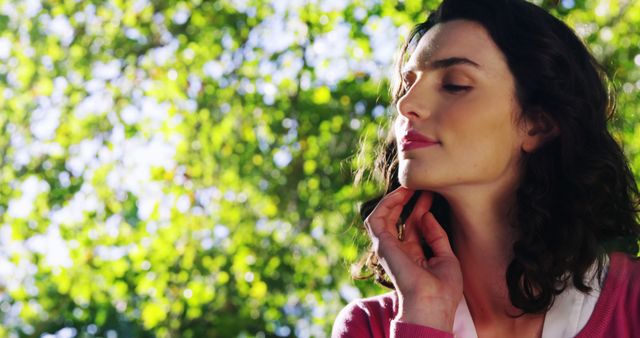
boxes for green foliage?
[0,0,638,337]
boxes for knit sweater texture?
[332,252,640,338]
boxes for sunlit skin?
[365,20,552,337]
[395,21,531,196]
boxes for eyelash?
[402,80,471,94]
[442,84,472,93]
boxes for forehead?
[406,20,507,73]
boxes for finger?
[365,187,413,237]
[376,235,428,284]
[410,191,434,222]
[404,191,433,242]
[420,212,455,258]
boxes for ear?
[521,111,560,153]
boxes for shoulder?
[607,252,640,286]
[332,292,398,338]
[606,252,640,313]
[576,252,640,337]
[598,252,640,305]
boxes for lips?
[400,130,439,152]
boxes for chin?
[398,167,428,190]
[398,162,444,191]
[399,176,426,190]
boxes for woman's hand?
[364,187,463,332]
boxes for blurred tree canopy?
[0,0,638,337]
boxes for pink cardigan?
[332,252,640,338]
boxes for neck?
[436,176,528,325]
[430,168,545,335]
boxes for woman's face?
[395,20,527,192]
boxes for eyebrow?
[403,57,481,73]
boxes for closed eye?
[443,84,472,93]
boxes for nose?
[396,77,432,121]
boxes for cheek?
[442,99,521,161]
[444,95,516,142]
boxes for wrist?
[395,297,457,332]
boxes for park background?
[0,0,639,337]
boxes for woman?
[333,0,640,337]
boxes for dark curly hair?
[355,0,640,314]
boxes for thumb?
[419,212,455,258]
